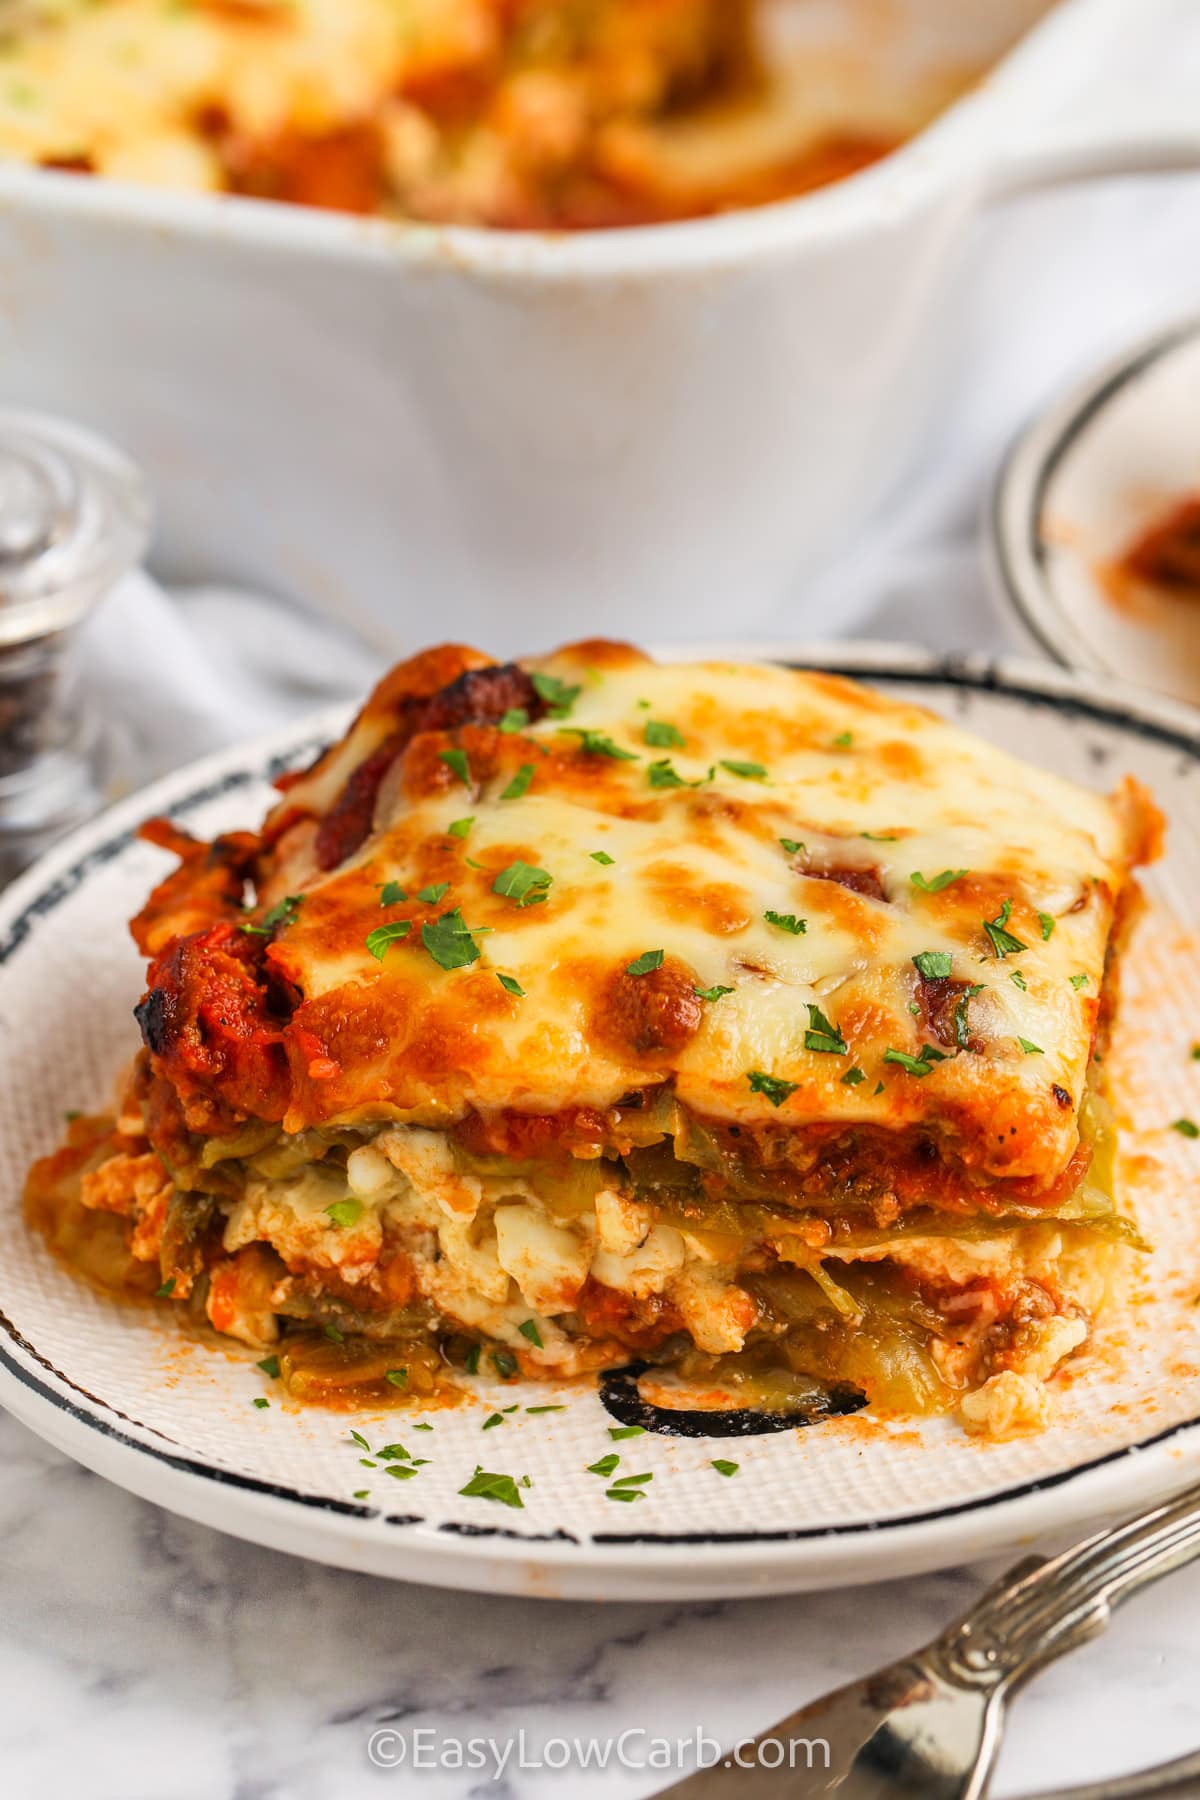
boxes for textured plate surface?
[3,646,1200,1601]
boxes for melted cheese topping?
[241,643,1153,1189]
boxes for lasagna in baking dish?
[26,643,1160,1435]
[0,0,921,228]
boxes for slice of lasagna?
[27,642,1161,1435]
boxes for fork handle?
[932,1480,1200,1693]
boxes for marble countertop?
[4,1405,1198,1800]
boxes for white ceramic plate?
[991,317,1200,708]
[3,645,1200,1602]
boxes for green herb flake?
[385,1368,408,1388]
[1171,1118,1200,1139]
[366,919,412,962]
[448,816,474,839]
[590,850,615,865]
[883,1046,944,1078]
[500,764,535,801]
[911,869,967,894]
[384,1464,420,1480]
[779,838,805,856]
[1070,974,1088,991]
[349,1429,370,1451]
[804,1003,847,1056]
[605,1487,645,1503]
[413,1423,434,1431]
[719,759,768,780]
[154,1278,176,1299]
[492,1349,518,1379]
[518,1320,544,1348]
[458,1469,524,1509]
[359,1459,377,1469]
[954,984,984,1050]
[498,708,529,734]
[257,1355,280,1380]
[841,1067,866,1086]
[1039,912,1057,941]
[439,747,472,788]
[1018,1037,1044,1056]
[983,899,1028,960]
[611,1472,652,1488]
[378,880,407,906]
[378,1444,410,1461]
[325,1199,363,1230]
[765,910,807,937]
[63,1109,82,1122]
[711,1460,740,1477]
[913,950,952,981]
[1191,1047,1200,1062]
[695,984,734,1003]
[748,1069,798,1107]
[526,1405,565,1414]
[324,1324,345,1344]
[493,860,552,907]
[482,1412,505,1431]
[626,949,665,977]
[353,1490,370,1500]
[464,1345,481,1375]
[608,1426,644,1441]
[588,1454,620,1477]
[497,974,525,997]
[862,832,898,842]
[252,1397,270,1410]
[417,881,451,905]
[530,672,581,718]
[831,731,853,750]
[422,909,483,971]
[647,759,693,790]
[238,894,303,936]
[644,720,685,749]
[562,728,638,761]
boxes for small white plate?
[991,317,1200,708]
[3,645,1200,1601]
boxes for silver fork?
[655,1478,1200,1800]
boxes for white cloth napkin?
[79,170,1200,788]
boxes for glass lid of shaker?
[0,409,150,646]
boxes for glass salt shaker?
[0,410,150,886]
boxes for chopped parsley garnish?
[378,881,407,906]
[695,984,734,1003]
[908,1001,920,1016]
[1192,1047,1200,1062]
[804,1004,847,1056]
[883,1045,946,1077]
[384,1464,420,1480]
[588,1454,620,1477]
[711,1460,740,1477]
[378,1444,410,1461]
[448,817,474,839]
[526,1405,565,1414]
[413,1423,433,1431]
[841,1067,866,1086]
[1039,912,1057,941]
[644,720,685,749]
[239,894,302,936]
[913,950,952,980]
[353,1490,369,1501]
[719,759,767,780]
[530,671,581,718]
[439,747,471,788]
[257,1355,280,1379]
[154,1278,176,1299]
[765,910,807,936]
[874,1081,885,1095]
[983,899,1028,959]
[417,881,451,904]
[832,732,853,749]
[325,1324,345,1343]
[499,708,529,733]
[862,832,897,842]
[366,919,412,962]
[911,869,966,893]
[422,910,484,970]
[359,1459,377,1469]
[647,759,694,789]
[325,1199,363,1229]
[64,1109,82,1122]
[497,974,525,996]
[748,1069,798,1106]
[1011,970,1027,991]
[350,1430,370,1451]
[463,1345,481,1374]
[779,838,805,856]
[590,850,615,865]
[459,1468,524,1509]
[562,728,638,761]
[501,763,535,800]
[605,1487,645,1503]
[482,1413,505,1431]
[492,1349,518,1379]
[955,984,983,1050]
[493,860,552,907]
[518,1320,544,1348]
[1017,1037,1044,1056]
[626,949,665,977]
[252,1397,269,1410]
[1171,1118,1200,1139]
[1070,974,1088,990]
[608,1426,644,1441]
[610,1472,652,1488]
[385,1368,408,1388]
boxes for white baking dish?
[0,0,1197,651]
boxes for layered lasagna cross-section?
[26,642,1160,1435]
